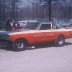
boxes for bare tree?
[11,0,20,20]
[40,0,52,21]
[0,0,2,21]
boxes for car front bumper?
[0,39,13,48]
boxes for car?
[0,21,5,30]
[18,20,38,29]
[18,20,27,28]
[0,22,72,51]
[54,21,71,28]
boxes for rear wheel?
[55,36,65,47]
[13,39,27,51]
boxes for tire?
[13,39,27,51]
[55,36,65,47]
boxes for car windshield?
[24,22,39,30]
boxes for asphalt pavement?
[0,39,72,72]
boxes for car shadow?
[64,42,72,46]
[0,47,13,51]
[26,42,72,51]
[0,42,72,52]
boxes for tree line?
[0,0,72,22]
[0,0,20,22]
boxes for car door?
[32,24,54,43]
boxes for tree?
[11,0,21,20]
[0,0,9,21]
[48,0,52,21]
[62,0,72,19]
[40,0,53,21]
[0,0,2,21]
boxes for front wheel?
[55,36,65,47]
[13,39,27,51]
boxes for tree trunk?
[48,0,52,21]
[69,6,71,19]
[12,0,16,20]
[0,0,2,21]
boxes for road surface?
[0,39,72,72]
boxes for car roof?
[40,21,52,24]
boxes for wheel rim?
[58,37,64,45]
[58,40,63,45]
[16,41,24,49]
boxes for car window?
[25,22,39,30]
[39,24,51,30]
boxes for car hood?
[0,29,36,35]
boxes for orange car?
[0,22,72,50]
